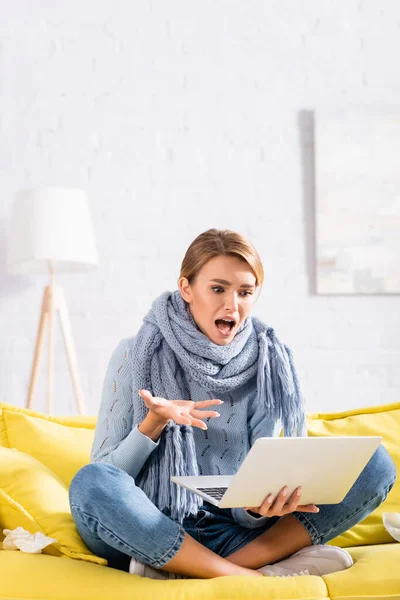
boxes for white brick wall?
[1,0,400,415]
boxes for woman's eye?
[211,287,253,297]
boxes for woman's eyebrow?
[209,278,255,288]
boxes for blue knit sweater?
[91,337,289,529]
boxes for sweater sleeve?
[91,338,160,479]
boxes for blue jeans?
[69,445,396,572]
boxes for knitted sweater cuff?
[230,507,269,529]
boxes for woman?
[69,228,396,579]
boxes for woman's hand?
[244,486,319,517]
[138,389,223,430]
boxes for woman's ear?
[178,277,192,303]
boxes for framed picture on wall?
[315,108,400,294]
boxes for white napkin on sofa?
[2,526,57,553]
[383,512,400,542]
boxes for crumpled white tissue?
[2,526,57,553]
[383,512,400,542]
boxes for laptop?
[171,436,382,508]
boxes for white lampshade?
[6,186,99,274]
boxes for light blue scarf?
[132,290,306,522]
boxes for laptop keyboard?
[197,487,228,500]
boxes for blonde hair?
[178,229,264,294]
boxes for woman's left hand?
[244,486,319,517]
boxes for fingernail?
[296,487,302,496]
[282,487,288,497]
[202,425,208,430]
[314,507,319,512]
[267,495,273,502]
[215,412,220,417]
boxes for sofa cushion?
[1,543,398,600]
[323,543,400,599]
[307,402,400,547]
[0,402,95,486]
[0,446,106,565]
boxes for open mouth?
[215,318,236,336]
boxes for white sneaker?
[258,544,354,577]
[129,557,184,580]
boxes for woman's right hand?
[244,486,319,516]
[138,389,223,430]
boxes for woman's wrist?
[138,411,169,442]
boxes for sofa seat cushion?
[0,550,329,600]
[323,542,400,599]
[307,402,400,547]
[0,544,398,599]
[0,402,95,486]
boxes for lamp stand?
[26,266,86,415]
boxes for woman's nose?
[223,293,239,311]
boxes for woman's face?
[179,255,258,346]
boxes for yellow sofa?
[0,400,399,600]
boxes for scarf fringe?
[259,328,305,437]
[285,345,307,437]
[136,422,202,523]
[256,332,274,415]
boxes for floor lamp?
[6,187,99,415]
